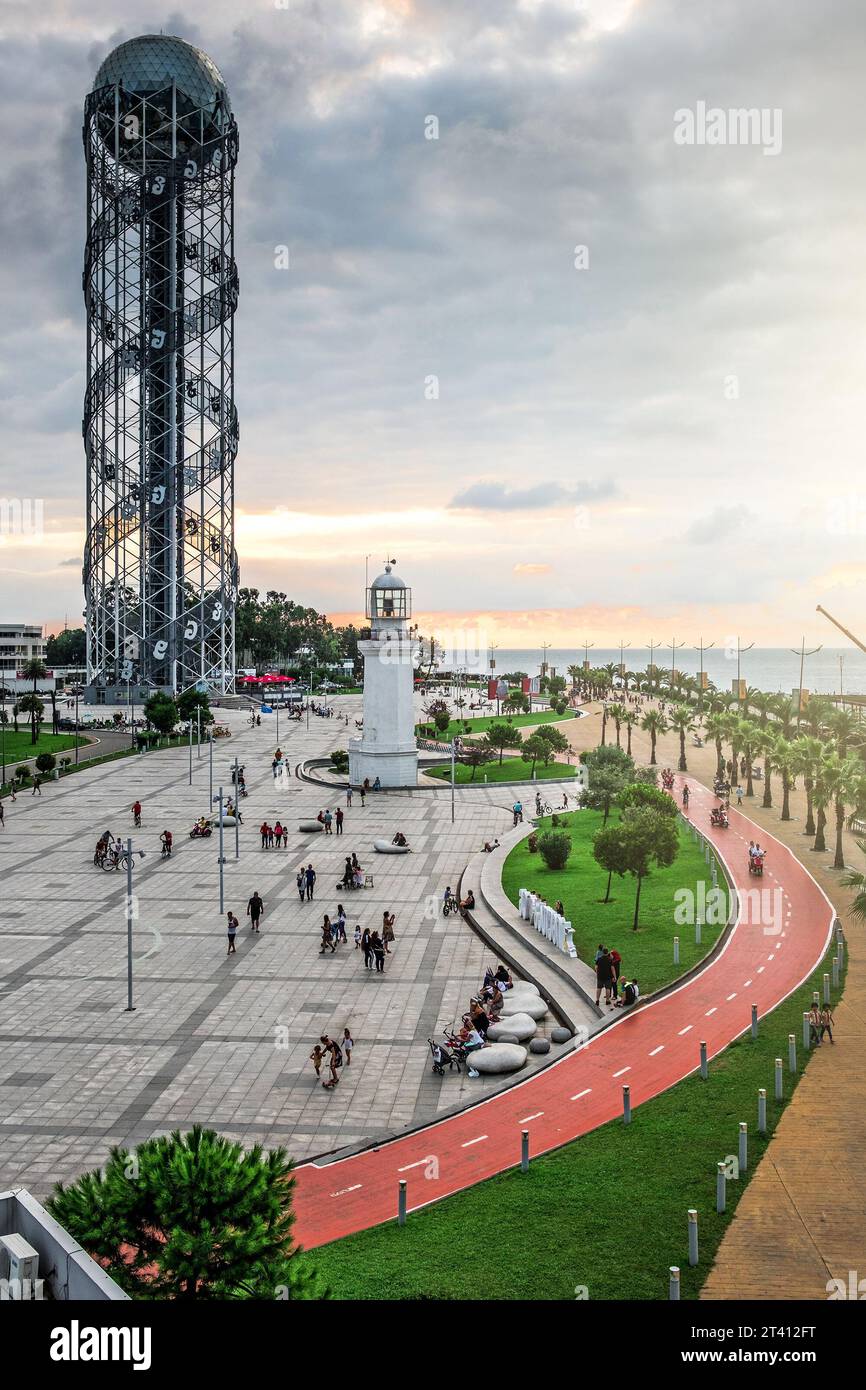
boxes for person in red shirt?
[260,821,269,849]
[132,801,142,826]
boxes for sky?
[0,0,864,650]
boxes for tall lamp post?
[74,686,80,765]
[124,837,137,1012]
[669,639,686,697]
[791,637,822,728]
[1,688,6,788]
[693,638,715,714]
[734,638,755,709]
[214,788,226,912]
[647,639,661,693]
[618,640,631,686]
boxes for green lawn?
[501,810,727,994]
[416,710,578,743]
[307,944,843,1300]
[426,756,577,785]
[1,725,86,765]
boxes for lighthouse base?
[349,740,419,790]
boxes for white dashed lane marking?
[705,1007,717,1016]
[330,1184,362,1197]
[612,1066,631,1078]
[649,1045,664,1056]
[398,1159,429,1173]
[678,1025,693,1035]
[518,1112,544,1123]
[757,966,765,974]
[744,979,752,987]
[726,992,737,1001]
[571,1088,592,1101]
[461,1135,488,1148]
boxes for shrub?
[527,832,539,853]
[538,829,571,870]
[35,752,57,775]
[330,750,349,774]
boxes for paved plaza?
[0,697,551,1198]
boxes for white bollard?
[788,1034,797,1074]
[716,1161,726,1213]
[758,1088,767,1135]
[688,1209,699,1267]
[774,1057,783,1100]
[738,1121,748,1173]
[673,935,680,965]
[669,1265,681,1300]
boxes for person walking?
[336,904,347,943]
[320,916,336,953]
[309,1044,324,1080]
[353,923,362,950]
[305,863,316,901]
[382,910,395,954]
[31,776,42,796]
[343,1027,354,1066]
[819,1004,835,1045]
[323,809,333,835]
[320,1034,342,1088]
[267,823,276,848]
[281,824,288,848]
[132,800,142,826]
[346,787,353,808]
[296,867,306,903]
[609,947,622,1001]
[371,930,386,973]
[736,785,744,807]
[0,800,5,830]
[361,927,374,969]
[260,820,269,849]
[335,807,344,836]
[808,1003,822,1047]
[247,891,264,933]
[226,911,238,955]
[359,786,366,807]
[273,821,283,848]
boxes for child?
[353,923,362,950]
[309,1044,324,1079]
[343,1027,354,1066]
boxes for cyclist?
[160,829,173,859]
[535,792,543,817]
[132,800,142,827]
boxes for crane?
[816,605,866,658]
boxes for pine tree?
[48,1125,326,1300]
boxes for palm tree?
[756,728,777,809]
[773,736,795,821]
[736,718,759,797]
[17,692,44,747]
[825,707,862,760]
[640,709,667,766]
[623,709,635,757]
[567,664,581,693]
[704,713,727,779]
[668,703,693,772]
[20,658,47,745]
[720,710,742,781]
[821,752,864,870]
[812,761,830,854]
[609,702,626,748]
[749,690,776,729]
[841,841,866,925]
[791,735,825,837]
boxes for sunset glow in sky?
[0,0,863,649]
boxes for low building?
[0,624,56,696]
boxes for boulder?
[469,1043,527,1075]
[529,1038,551,1055]
[486,1013,537,1042]
[505,981,540,996]
[373,839,411,854]
[298,820,325,833]
[493,1032,519,1044]
[551,1026,573,1044]
[501,994,547,1021]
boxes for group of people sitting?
[392,831,408,847]
[454,964,515,1048]
[443,884,475,915]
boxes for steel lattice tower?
[83,35,239,700]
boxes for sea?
[437,647,866,698]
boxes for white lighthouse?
[349,561,419,789]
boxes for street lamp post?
[125,837,136,1012]
[188,720,193,785]
[693,639,715,714]
[232,757,240,860]
[647,640,661,693]
[450,739,456,825]
[735,638,755,709]
[197,707,201,760]
[791,637,822,728]
[214,787,226,912]
[209,727,213,808]
[1,690,6,788]
[669,639,686,696]
[619,640,631,686]
[74,687,80,765]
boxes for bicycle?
[442,893,460,918]
[535,799,553,817]
[101,847,146,873]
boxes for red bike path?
[292,776,835,1249]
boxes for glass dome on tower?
[367,562,411,623]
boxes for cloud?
[58,556,81,567]
[448,480,615,512]
[684,506,747,545]
[513,562,552,576]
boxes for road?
[292,774,835,1249]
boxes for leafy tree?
[176,689,214,727]
[46,628,86,667]
[633,765,658,786]
[434,708,451,736]
[35,752,56,776]
[537,829,572,870]
[585,744,634,776]
[484,721,523,765]
[48,1125,325,1301]
[639,709,668,765]
[618,781,678,818]
[592,822,629,903]
[584,762,631,824]
[619,806,680,931]
[521,733,549,773]
[144,693,179,737]
[535,724,569,761]
[330,749,349,774]
[458,742,494,781]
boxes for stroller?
[428,1037,460,1076]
